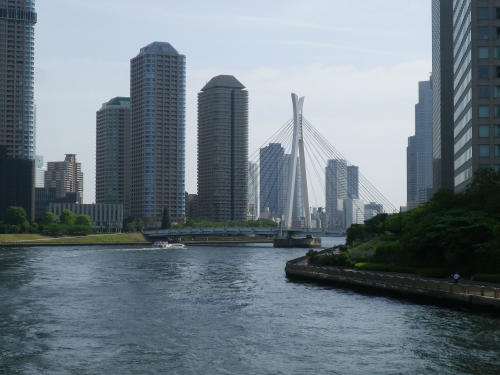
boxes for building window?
[496,125,500,137]
[495,47,500,58]
[495,87,500,97]
[478,27,489,40]
[479,86,490,98]
[496,165,500,172]
[479,125,490,137]
[497,8,500,19]
[497,66,500,78]
[497,27,500,39]
[479,106,490,118]
[479,47,489,58]
[478,7,489,20]
[479,66,489,78]
[479,145,490,157]
[496,106,500,118]
[496,145,500,157]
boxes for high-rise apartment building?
[197,75,248,222]
[96,97,131,217]
[450,1,500,191]
[259,143,284,218]
[45,154,83,204]
[432,0,455,191]
[407,80,433,208]
[130,42,186,225]
[0,0,37,159]
[325,159,348,231]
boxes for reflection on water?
[1,239,499,375]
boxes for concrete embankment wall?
[286,257,500,311]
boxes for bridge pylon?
[284,93,311,229]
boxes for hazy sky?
[35,0,431,208]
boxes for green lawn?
[0,232,148,244]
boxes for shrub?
[310,253,354,267]
[414,268,450,278]
[472,273,500,284]
[354,262,414,274]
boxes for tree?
[41,212,56,226]
[161,207,171,229]
[75,214,91,227]
[4,206,28,226]
[59,209,75,225]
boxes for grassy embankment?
[307,170,500,284]
[0,232,149,244]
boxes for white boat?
[153,241,186,249]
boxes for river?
[1,238,499,374]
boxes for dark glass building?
[197,75,248,222]
[432,0,455,192]
[0,151,34,221]
[96,97,131,217]
[259,143,284,218]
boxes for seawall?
[286,257,500,311]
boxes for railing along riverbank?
[286,257,500,311]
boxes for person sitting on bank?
[452,272,461,283]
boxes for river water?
[1,238,499,375]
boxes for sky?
[35,0,432,209]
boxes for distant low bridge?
[143,227,341,238]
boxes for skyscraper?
[130,42,186,225]
[197,75,248,222]
[259,143,284,218]
[407,80,433,208]
[407,136,417,209]
[96,97,131,217]
[432,0,455,191]
[325,159,347,231]
[450,1,500,191]
[0,0,37,159]
[45,154,83,204]
[347,165,359,199]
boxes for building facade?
[48,203,123,232]
[407,80,433,208]
[347,165,359,199]
[35,155,45,187]
[325,159,348,231]
[0,0,37,160]
[130,42,186,225]
[0,149,34,221]
[451,0,500,191]
[45,154,83,204]
[259,143,284,218]
[197,75,248,222]
[96,97,131,217]
[432,0,455,191]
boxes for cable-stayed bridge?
[248,93,395,234]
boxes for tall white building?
[35,155,45,188]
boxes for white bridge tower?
[284,93,311,229]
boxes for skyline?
[35,0,432,208]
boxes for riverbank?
[286,256,500,311]
[0,232,150,247]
